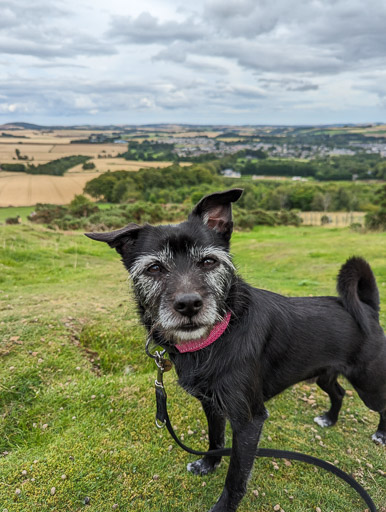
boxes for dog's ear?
[190,188,243,241]
[85,223,142,256]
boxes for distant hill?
[0,121,384,132]
[0,122,47,130]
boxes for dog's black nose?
[174,293,203,317]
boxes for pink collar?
[175,312,231,353]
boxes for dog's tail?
[337,256,380,335]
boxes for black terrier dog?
[86,189,385,512]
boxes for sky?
[0,0,386,126]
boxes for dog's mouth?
[178,323,204,332]
[167,324,211,342]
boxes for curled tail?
[337,257,380,335]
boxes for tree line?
[83,163,382,212]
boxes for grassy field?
[0,224,385,512]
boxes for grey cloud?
[1,0,385,124]
[182,59,229,74]
[153,46,228,74]
[0,73,269,118]
[188,39,343,75]
[0,76,204,116]
[287,84,319,92]
[224,84,265,99]
[258,78,319,92]
[0,0,115,59]
[153,43,188,63]
[132,1,386,79]
[203,0,280,38]
[107,12,205,44]
[0,0,70,30]
[0,38,116,59]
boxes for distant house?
[291,176,307,182]
[89,134,108,143]
[221,168,241,178]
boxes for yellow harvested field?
[0,128,192,206]
[0,171,101,207]
[0,161,190,206]
[68,158,189,173]
[0,142,123,164]
[0,129,117,145]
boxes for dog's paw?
[372,431,386,446]
[314,414,335,428]
[187,458,220,476]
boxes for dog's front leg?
[209,411,267,512]
[187,400,226,475]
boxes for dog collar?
[175,312,231,353]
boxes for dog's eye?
[200,257,217,268]
[147,264,162,274]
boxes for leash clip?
[146,335,173,429]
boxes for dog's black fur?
[86,189,386,512]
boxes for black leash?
[151,352,378,512]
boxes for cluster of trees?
[248,127,386,148]
[237,181,380,212]
[27,156,91,175]
[28,195,191,231]
[82,162,96,170]
[84,162,223,204]
[1,163,27,172]
[26,167,385,231]
[119,140,176,161]
[365,184,386,230]
[0,156,90,175]
[15,148,29,160]
[28,194,302,231]
[224,153,386,181]
[84,163,383,213]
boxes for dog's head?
[86,189,242,344]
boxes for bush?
[365,184,386,230]
[365,210,386,230]
[350,222,363,232]
[1,163,27,172]
[28,204,68,224]
[321,215,331,225]
[82,162,96,170]
[27,156,91,175]
[234,208,301,229]
[276,210,303,226]
[68,195,99,217]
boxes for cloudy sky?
[0,0,386,125]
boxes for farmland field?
[0,143,123,165]
[0,157,189,206]
[0,224,385,512]
[67,158,187,174]
[0,171,102,206]
[0,128,191,205]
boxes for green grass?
[0,206,35,223]
[0,224,385,511]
